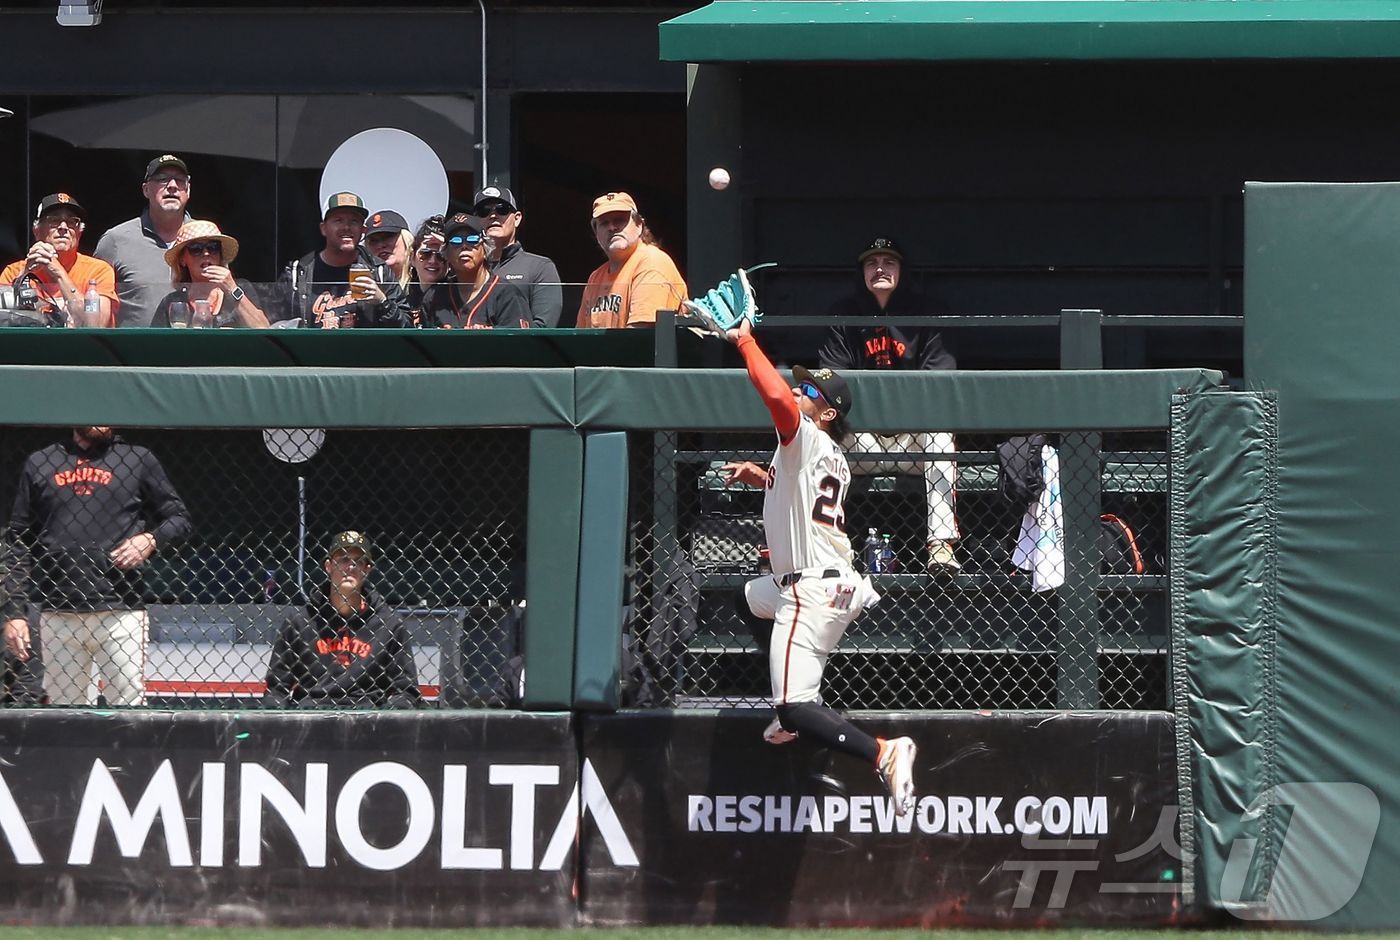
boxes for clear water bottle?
[83,279,100,320]
[864,527,883,574]
[879,533,899,573]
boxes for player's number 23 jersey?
[763,415,855,576]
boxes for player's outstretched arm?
[721,461,768,487]
[725,320,800,443]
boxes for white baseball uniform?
[744,414,879,704]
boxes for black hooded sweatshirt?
[263,587,420,709]
[1,435,191,617]
[817,273,956,372]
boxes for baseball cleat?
[929,540,962,573]
[877,736,918,816]
[762,716,798,745]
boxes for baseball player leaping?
[718,315,918,817]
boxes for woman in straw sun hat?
[149,220,268,327]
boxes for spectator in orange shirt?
[577,191,687,329]
[0,194,117,327]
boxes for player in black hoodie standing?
[1,426,192,705]
[818,237,963,572]
[262,531,420,709]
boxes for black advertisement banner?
[0,711,580,927]
[579,710,1184,926]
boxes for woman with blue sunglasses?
[419,213,531,330]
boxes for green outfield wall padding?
[0,327,704,370]
[525,429,584,709]
[0,366,576,429]
[574,367,1223,432]
[1170,390,1278,914]
[0,364,1220,434]
[1243,182,1400,929]
[574,432,630,710]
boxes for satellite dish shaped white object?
[263,428,326,464]
[320,128,450,233]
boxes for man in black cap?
[94,155,194,327]
[275,192,409,328]
[1,193,117,327]
[718,315,919,818]
[262,531,421,709]
[819,236,962,572]
[472,185,562,328]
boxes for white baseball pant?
[745,567,878,705]
[40,609,148,706]
[847,431,959,542]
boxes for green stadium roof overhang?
[660,0,1400,63]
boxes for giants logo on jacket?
[316,635,373,667]
[864,332,907,368]
[53,465,113,497]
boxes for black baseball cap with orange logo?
[323,192,369,221]
[364,210,408,237]
[35,193,85,223]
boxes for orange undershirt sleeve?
[736,334,800,445]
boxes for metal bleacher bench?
[678,447,1169,665]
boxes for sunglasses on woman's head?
[185,241,222,255]
[446,234,483,247]
[415,248,443,260]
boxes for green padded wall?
[1243,182,1400,928]
[1170,390,1278,914]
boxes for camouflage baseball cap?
[327,530,373,562]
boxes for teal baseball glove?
[681,263,775,335]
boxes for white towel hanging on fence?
[1011,444,1065,592]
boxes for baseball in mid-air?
[708,167,731,190]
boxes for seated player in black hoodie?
[818,236,963,572]
[263,531,420,709]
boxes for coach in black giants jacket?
[263,531,420,709]
[1,426,192,704]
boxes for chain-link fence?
[624,427,1169,711]
[0,426,527,709]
